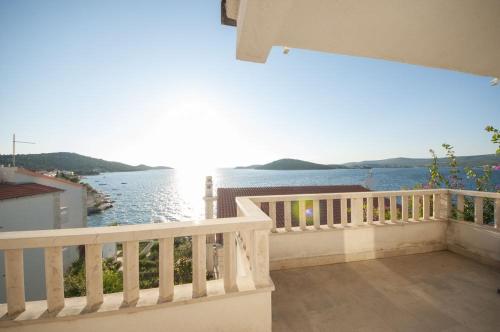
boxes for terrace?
[1,1,500,331]
[0,185,499,331]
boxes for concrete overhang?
[222,0,500,77]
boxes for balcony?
[0,188,499,331]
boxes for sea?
[83,167,499,227]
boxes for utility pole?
[12,134,35,167]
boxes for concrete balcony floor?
[271,251,500,332]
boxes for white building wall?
[9,170,87,229]
[0,194,59,302]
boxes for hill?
[0,152,172,175]
[343,154,498,168]
[236,158,348,170]
[237,154,498,170]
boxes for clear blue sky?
[1,0,498,169]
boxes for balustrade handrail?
[0,217,270,250]
[448,189,500,199]
[248,188,447,203]
[247,188,499,203]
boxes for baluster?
[252,230,269,288]
[85,244,103,309]
[223,232,237,293]
[192,235,207,298]
[433,194,441,219]
[423,195,431,221]
[495,199,499,229]
[401,195,409,222]
[412,195,421,221]
[366,197,374,223]
[326,199,334,227]
[313,200,320,229]
[390,196,397,223]
[269,202,277,232]
[44,246,64,312]
[456,194,465,221]
[299,200,307,230]
[474,197,484,225]
[351,198,364,225]
[159,238,174,302]
[5,249,25,315]
[284,201,292,231]
[123,241,139,305]
[378,197,385,223]
[341,198,348,226]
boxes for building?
[0,1,499,331]
[0,167,87,301]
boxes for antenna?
[12,133,35,167]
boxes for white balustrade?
[0,196,271,317]
[2,188,498,321]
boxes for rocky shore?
[85,183,113,215]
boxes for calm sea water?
[83,168,499,227]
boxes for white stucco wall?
[1,291,272,332]
[0,194,59,302]
[270,222,448,270]
[9,170,87,229]
[447,221,500,268]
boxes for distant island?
[237,155,498,170]
[0,152,172,175]
[236,159,348,170]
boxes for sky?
[0,0,498,170]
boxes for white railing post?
[122,241,139,305]
[299,200,307,230]
[192,235,207,298]
[378,197,385,223]
[423,195,431,221]
[5,249,25,316]
[252,230,270,288]
[456,194,465,221]
[390,196,397,223]
[159,237,174,302]
[204,176,214,220]
[341,198,348,226]
[351,197,364,225]
[85,244,103,309]
[366,197,374,223]
[44,246,64,312]
[439,191,451,220]
[284,201,292,231]
[474,197,484,225]
[326,199,334,227]
[412,194,421,221]
[269,202,277,232]
[401,195,409,222]
[313,200,321,229]
[433,194,441,220]
[223,232,237,293]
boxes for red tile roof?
[15,168,84,188]
[0,183,63,201]
[217,185,372,226]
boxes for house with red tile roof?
[0,167,87,302]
